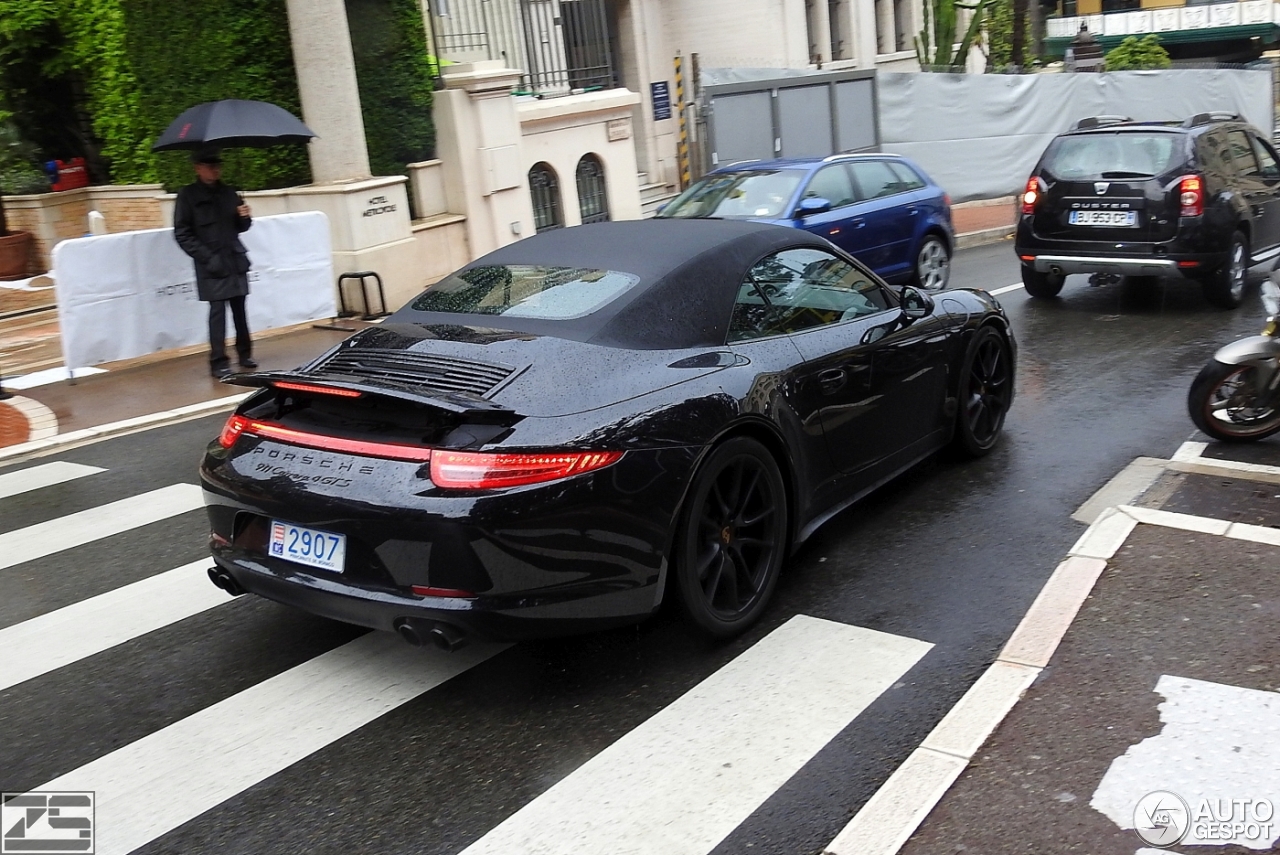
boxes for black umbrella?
[152,99,316,151]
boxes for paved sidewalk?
[826,439,1280,855]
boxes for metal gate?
[703,69,879,173]
[576,155,609,223]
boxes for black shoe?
[239,358,259,370]
[212,367,233,380]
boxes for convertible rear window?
[411,265,641,320]
[1042,132,1182,179]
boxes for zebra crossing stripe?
[0,483,204,571]
[39,632,508,855]
[0,461,105,501]
[461,615,932,855]
[0,559,232,692]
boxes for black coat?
[173,180,253,302]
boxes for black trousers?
[208,296,252,370]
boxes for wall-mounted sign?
[651,82,672,121]
[607,118,632,141]
[363,195,397,217]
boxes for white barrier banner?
[52,211,336,369]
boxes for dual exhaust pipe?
[207,566,469,652]
[395,618,469,652]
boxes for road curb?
[822,446,1276,855]
[954,226,1014,251]
[0,393,249,466]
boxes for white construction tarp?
[877,68,1275,202]
[53,211,336,369]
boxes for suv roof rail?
[1182,111,1243,128]
[1071,115,1133,131]
[722,159,761,169]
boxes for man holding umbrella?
[156,99,315,379]
[173,147,257,379]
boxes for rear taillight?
[1178,175,1204,217]
[1021,177,1044,215]
[217,415,434,462]
[430,450,623,490]
[219,414,251,449]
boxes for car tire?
[914,234,951,291]
[1202,231,1249,309]
[951,326,1013,458]
[673,436,789,638]
[1021,265,1064,299]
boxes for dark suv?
[1015,113,1280,308]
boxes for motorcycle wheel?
[1187,359,1280,442]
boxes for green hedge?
[0,0,435,192]
[120,0,310,190]
[346,0,436,179]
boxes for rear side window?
[850,160,909,200]
[1250,136,1280,182]
[1042,133,1182,179]
[1226,130,1261,178]
[411,265,641,320]
[887,161,926,191]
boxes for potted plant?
[0,119,50,280]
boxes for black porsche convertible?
[201,219,1015,647]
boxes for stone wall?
[3,185,166,274]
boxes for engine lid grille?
[308,348,516,397]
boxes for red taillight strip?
[218,414,433,462]
[273,381,363,398]
[217,416,623,486]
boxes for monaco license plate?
[1070,210,1137,227]
[270,521,346,572]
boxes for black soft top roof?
[388,219,834,349]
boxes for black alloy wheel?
[674,437,788,638]
[1202,231,1249,309]
[1188,360,1280,442]
[952,326,1013,457]
[1021,265,1064,299]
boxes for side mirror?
[796,197,832,217]
[899,285,934,322]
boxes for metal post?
[675,53,690,190]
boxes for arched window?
[529,163,563,233]
[576,155,610,224]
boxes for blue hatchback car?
[657,154,954,289]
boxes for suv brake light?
[1178,175,1204,217]
[1021,177,1044,215]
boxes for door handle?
[907,206,919,215]
[818,368,847,392]
[851,218,866,228]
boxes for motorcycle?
[1187,276,1280,442]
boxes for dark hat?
[191,147,223,165]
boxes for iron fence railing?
[426,0,617,97]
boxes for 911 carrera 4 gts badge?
[1095,182,1110,195]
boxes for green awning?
[1044,22,1279,57]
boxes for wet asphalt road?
[2,241,1275,855]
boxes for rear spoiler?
[224,370,519,417]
